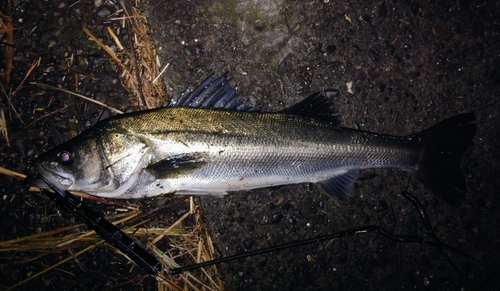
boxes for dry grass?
[0,10,14,86]
[0,11,12,143]
[105,2,223,288]
[0,108,8,147]
[0,1,223,290]
[85,1,169,110]
[0,167,223,291]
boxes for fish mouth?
[32,163,73,191]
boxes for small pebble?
[99,109,110,121]
[326,44,336,54]
[260,215,269,225]
[56,125,71,135]
[176,208,187,217]
[194,45,203,55]
[432,21,452,40]
[97,6,111,18]
[369,48,380,62]
[277,265,286,276]
[94,92,107,103]
[103,205,115,212]
[362,14,371,24]
[423,276,430,287]
[258,256,267,266]
[243,238,255,249]
[324,88,340,98]
[378,2,387,18]
[375,200,388,212]
[88,54,105,66]
[346,81,354,94]
[272,213,283,223]
[31,138,46,146]
[23,212,36,231]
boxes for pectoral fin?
[317,170,359,204]
[146,152,208,179]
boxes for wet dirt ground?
[1,0,500,290]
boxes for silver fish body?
[33,75,476,207]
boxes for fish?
[32,73,476,207]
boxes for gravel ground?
[1,0,500,290]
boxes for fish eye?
[57,151,73,165]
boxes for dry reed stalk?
[1,1,222,290]
[100,2,222,289]
[30,83,124,114]
[4,242,105,291]
[0,10,14,85]
[0,103,9,146]
[118,2,169,110]
[1,166,222,290]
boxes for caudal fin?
[414,113,476,207]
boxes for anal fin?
[317,170,359,204]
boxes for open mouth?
[33,163,73,190]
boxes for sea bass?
[33,74,476,207]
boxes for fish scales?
[57,107,419,198]
[32,74,476,207]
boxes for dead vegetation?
[0,1,223,290]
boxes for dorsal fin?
[284,90,340,125]
[169,73,258,111]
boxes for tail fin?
[414,113,476,207]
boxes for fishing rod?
[36,176,469,278]
[37,175,161,276]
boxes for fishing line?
[169,192,471,275]
[32,175,470,278]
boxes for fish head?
[33,126,152,197]
[33,133,111,192]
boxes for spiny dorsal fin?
[169,73,258,111]
[284,90,340,125]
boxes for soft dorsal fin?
[168,73,258,111]
[284,90,340,125]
